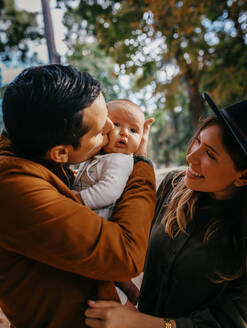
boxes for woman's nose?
[186,148,200,164]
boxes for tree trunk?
[170,107,179,140]
[183,65,204,130]
[175,50,204,130]
[150,131,161,168]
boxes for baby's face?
[103,105,144,155]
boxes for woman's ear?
[234,169,247,187]
[45,145,69,163]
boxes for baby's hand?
[135,117,154,157]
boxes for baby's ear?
[234,169,247,187]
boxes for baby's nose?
[120,128,128,137]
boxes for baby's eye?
[130,128,137,133]
[114,122,120,127]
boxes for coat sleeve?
[175,297,247,328]
[79,154,133,209]
[0,160,156,281]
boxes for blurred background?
[0,1,247,326]
[1,0,247,170]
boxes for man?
[0,65,156,327]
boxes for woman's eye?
[114,122,120,127]
[206,151,216,160]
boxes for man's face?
[67,93,113,164]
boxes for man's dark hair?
[2,64,101,157]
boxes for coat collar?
[0,133,74,188]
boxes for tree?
[0,98,3,129]
[200,0,247,106]
[62,0,247,128]
[0,0,42,64]
[66,41,119,100]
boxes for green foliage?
[149,90,193,167]
[61,0,247,166]
[199,0,247,106]
[65,0,247,111]
[0,0,42,63]
[67,42,119,100]
[0,99,3,130]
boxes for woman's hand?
[135,118,154,157]
[84,300,172,328]
[85,301,135,328]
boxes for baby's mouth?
[119,138,127,145]
[116,138,127,147]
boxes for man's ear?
[45,145,69,164]
[234,169,247,187]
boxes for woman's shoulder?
[157,170,184,195]
[154,170,184,217]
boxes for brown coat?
[0,135,156,328]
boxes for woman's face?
[185,124,243,200]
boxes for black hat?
[203,93,247,157]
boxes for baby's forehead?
[107,102,144,121]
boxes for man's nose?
[105,117,114,134]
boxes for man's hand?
[72,190,83,203]
[115,280,140,306]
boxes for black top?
[138,171,247,328]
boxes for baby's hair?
[107,99,144,116]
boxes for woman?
[84,93,247,328]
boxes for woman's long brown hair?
[163,116,247,297]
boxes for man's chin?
[92,144,107,157]
[102,143,110,153]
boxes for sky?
[1,0,67,84]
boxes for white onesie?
[73,153,133,219]
[73,153,134,304]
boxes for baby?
[73,99,145,305]
[73,99,145,219]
